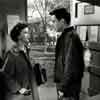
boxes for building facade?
[71,0,100,97]
[0,0,27,58]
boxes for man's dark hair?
[50,7,71,25]
[10,22,28,42]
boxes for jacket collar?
[63,26,74,33]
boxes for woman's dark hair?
[50,7,71,25]
[10,22,28,42]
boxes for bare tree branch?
[36,5,44,21]
[45,0,49,10]
[33,1,45,26]
[31,0,55,32]
[32,0,42,18]
[44,0,47,23]
[37,0,44,10]
[32,3,36,11]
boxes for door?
[0,13,7,59]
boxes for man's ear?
[60,19,65,25]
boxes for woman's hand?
[19,88,31,95]
[19,88,27,94]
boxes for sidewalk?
[89,94,100,100]
[38,84,57,100]
[80,92,100,100]
[38,83,100,100]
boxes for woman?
[3,22,39,100]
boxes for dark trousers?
[57,90,79,100]
[56,84,80,100]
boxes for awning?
[78,0,100,6]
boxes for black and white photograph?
[0,0,100,100]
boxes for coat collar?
[63,26,74,33]
[10,45,27,56]
[61,26,74,38]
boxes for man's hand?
[58,91,64,98]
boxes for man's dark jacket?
[54,26,84,97]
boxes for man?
[50,7,84,100]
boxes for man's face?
[52,15,63,32]
[19,27,30,45]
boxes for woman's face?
[18,27,30,45]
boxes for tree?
[30,0,55,32]
[28,0,70,33]
[28,0,70,51]
[53,0,70,12]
